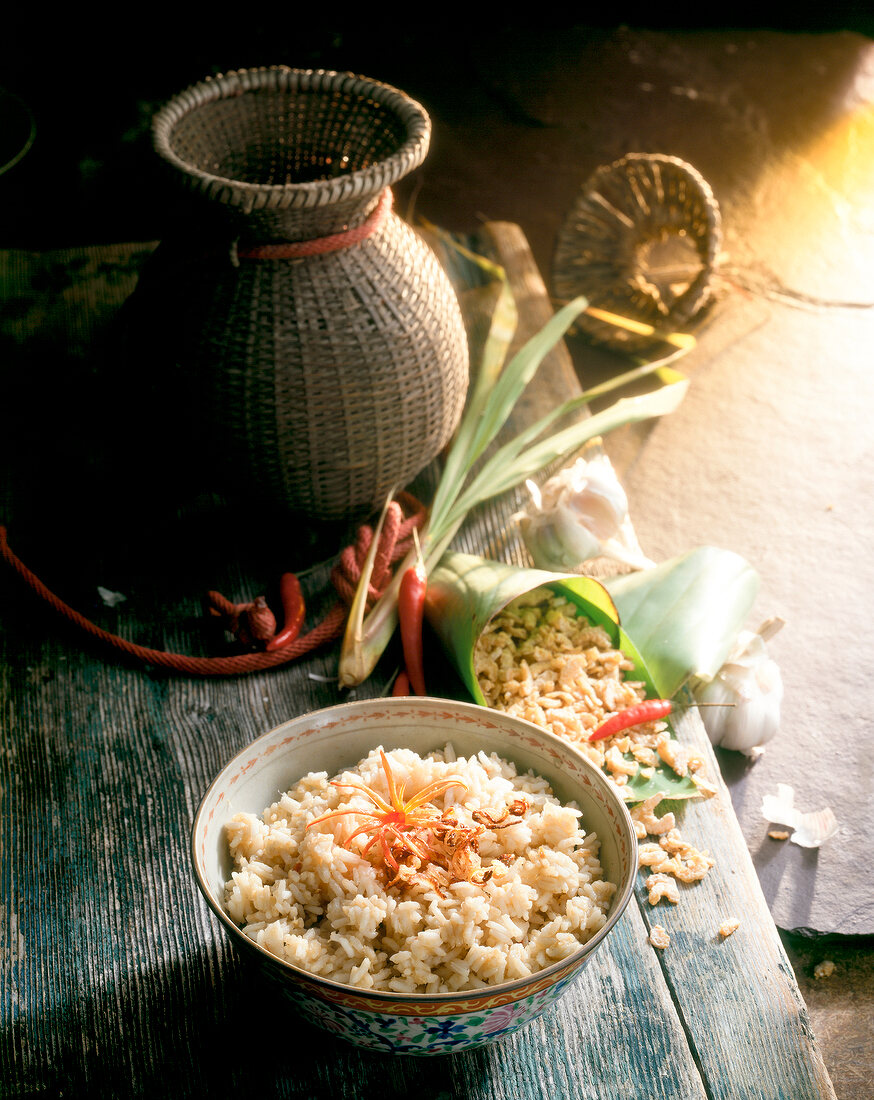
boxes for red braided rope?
[236,189,393,261]
[0,491,426,676]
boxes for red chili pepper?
[398,551,427,696]
[589,699,673,742]
[393,669,411,696]
[265,573,305,650]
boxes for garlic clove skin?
[694,618,785,756]
[518,501,604,571]
[760,784,838,847]
[516,454,654,572]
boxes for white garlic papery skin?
[516,454,654,572]
[695,618,785,756]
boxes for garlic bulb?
[515,454,654,572]
[694,617,784,756]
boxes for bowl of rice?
[191,697,636,1055]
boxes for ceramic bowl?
[191,697,636,1055]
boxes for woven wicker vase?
[144,66,469,521]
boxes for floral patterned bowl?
[191,697,636,1055]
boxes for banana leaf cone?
[423,550,707,802]
[423,551,658,705]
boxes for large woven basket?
[137,66,469,522]
[552,153,721,352]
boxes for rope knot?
[207,591,277,650]
[331,491,426,609]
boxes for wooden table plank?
[0,232,835,1099]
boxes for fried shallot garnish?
[307,751,531,890]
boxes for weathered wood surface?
[0,231,835,1099]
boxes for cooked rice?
[223,744,616,994]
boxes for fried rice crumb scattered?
[649,924,670,949]
[814,960,836,979]
[474,589,717,911]
[646,873,680,906]
[768,829,791,840]
[718,918,740,939]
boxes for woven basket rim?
[588,151,721,264]
[152,65,431,211]
[551,150,722,350]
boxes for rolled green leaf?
[424,551,623,702]
[605,547,760,700]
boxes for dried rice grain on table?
[474,590,710,798]
[476,591,718,910]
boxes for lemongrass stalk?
[460,295,589,471]
[337,241,697,689]
[337,488,396,688]
[335,521,459,690]
[336,510,457,690]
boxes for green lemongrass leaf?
[428,257,518,534]
[420,230,516,529]
[497,368,687,488]
[430,291,587,538]
[434,357,691,538]
[463,295,589,469]
[442,371,689,530]
[440,359,687,519]
[437,235,517,406]
[422,228,516,388]
[467,271,517,402]
[605,547,760,699]
[578,347,694,402]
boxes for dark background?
[2,12,873,250]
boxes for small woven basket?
[552,153,721,352]
[138,66,469,521]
